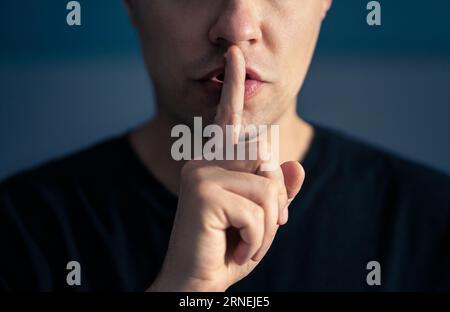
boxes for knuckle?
[251,205,265,223]
[181,166,219,203]
[263,179,278,200]
[195,180,215,198]
[184,166,208,184]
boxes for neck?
[129,109,314,195]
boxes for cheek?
[271,8,323,97]
[137,8,203,81]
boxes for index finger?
[214,46,246,144]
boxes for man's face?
[127,0,331,127]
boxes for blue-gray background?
[1,0,450,180]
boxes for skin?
[124,0,332,291]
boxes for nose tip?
[209,2,262,48]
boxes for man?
[1,0,449,291]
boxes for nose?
[209,0,262,48]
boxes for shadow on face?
[124,0,332,127]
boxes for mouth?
[198,67,265,102]
[201,67,262,83]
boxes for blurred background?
[1,0,450,180]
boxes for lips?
[198,67,265,101]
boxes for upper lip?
[198,67,264,83]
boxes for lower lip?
[200,79,265,102]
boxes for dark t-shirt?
[1,124,449,291]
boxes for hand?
[148,46,305,292]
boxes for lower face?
[133,0,326,127]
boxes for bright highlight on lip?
[199,77,264,102]
[198,67,265,102]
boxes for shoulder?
[0,134,133,290]
[313,124,450,204]
[0,134,130,209]
[307,125,450,290]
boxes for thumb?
[280,161,305,201]
[277,161,305,225]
